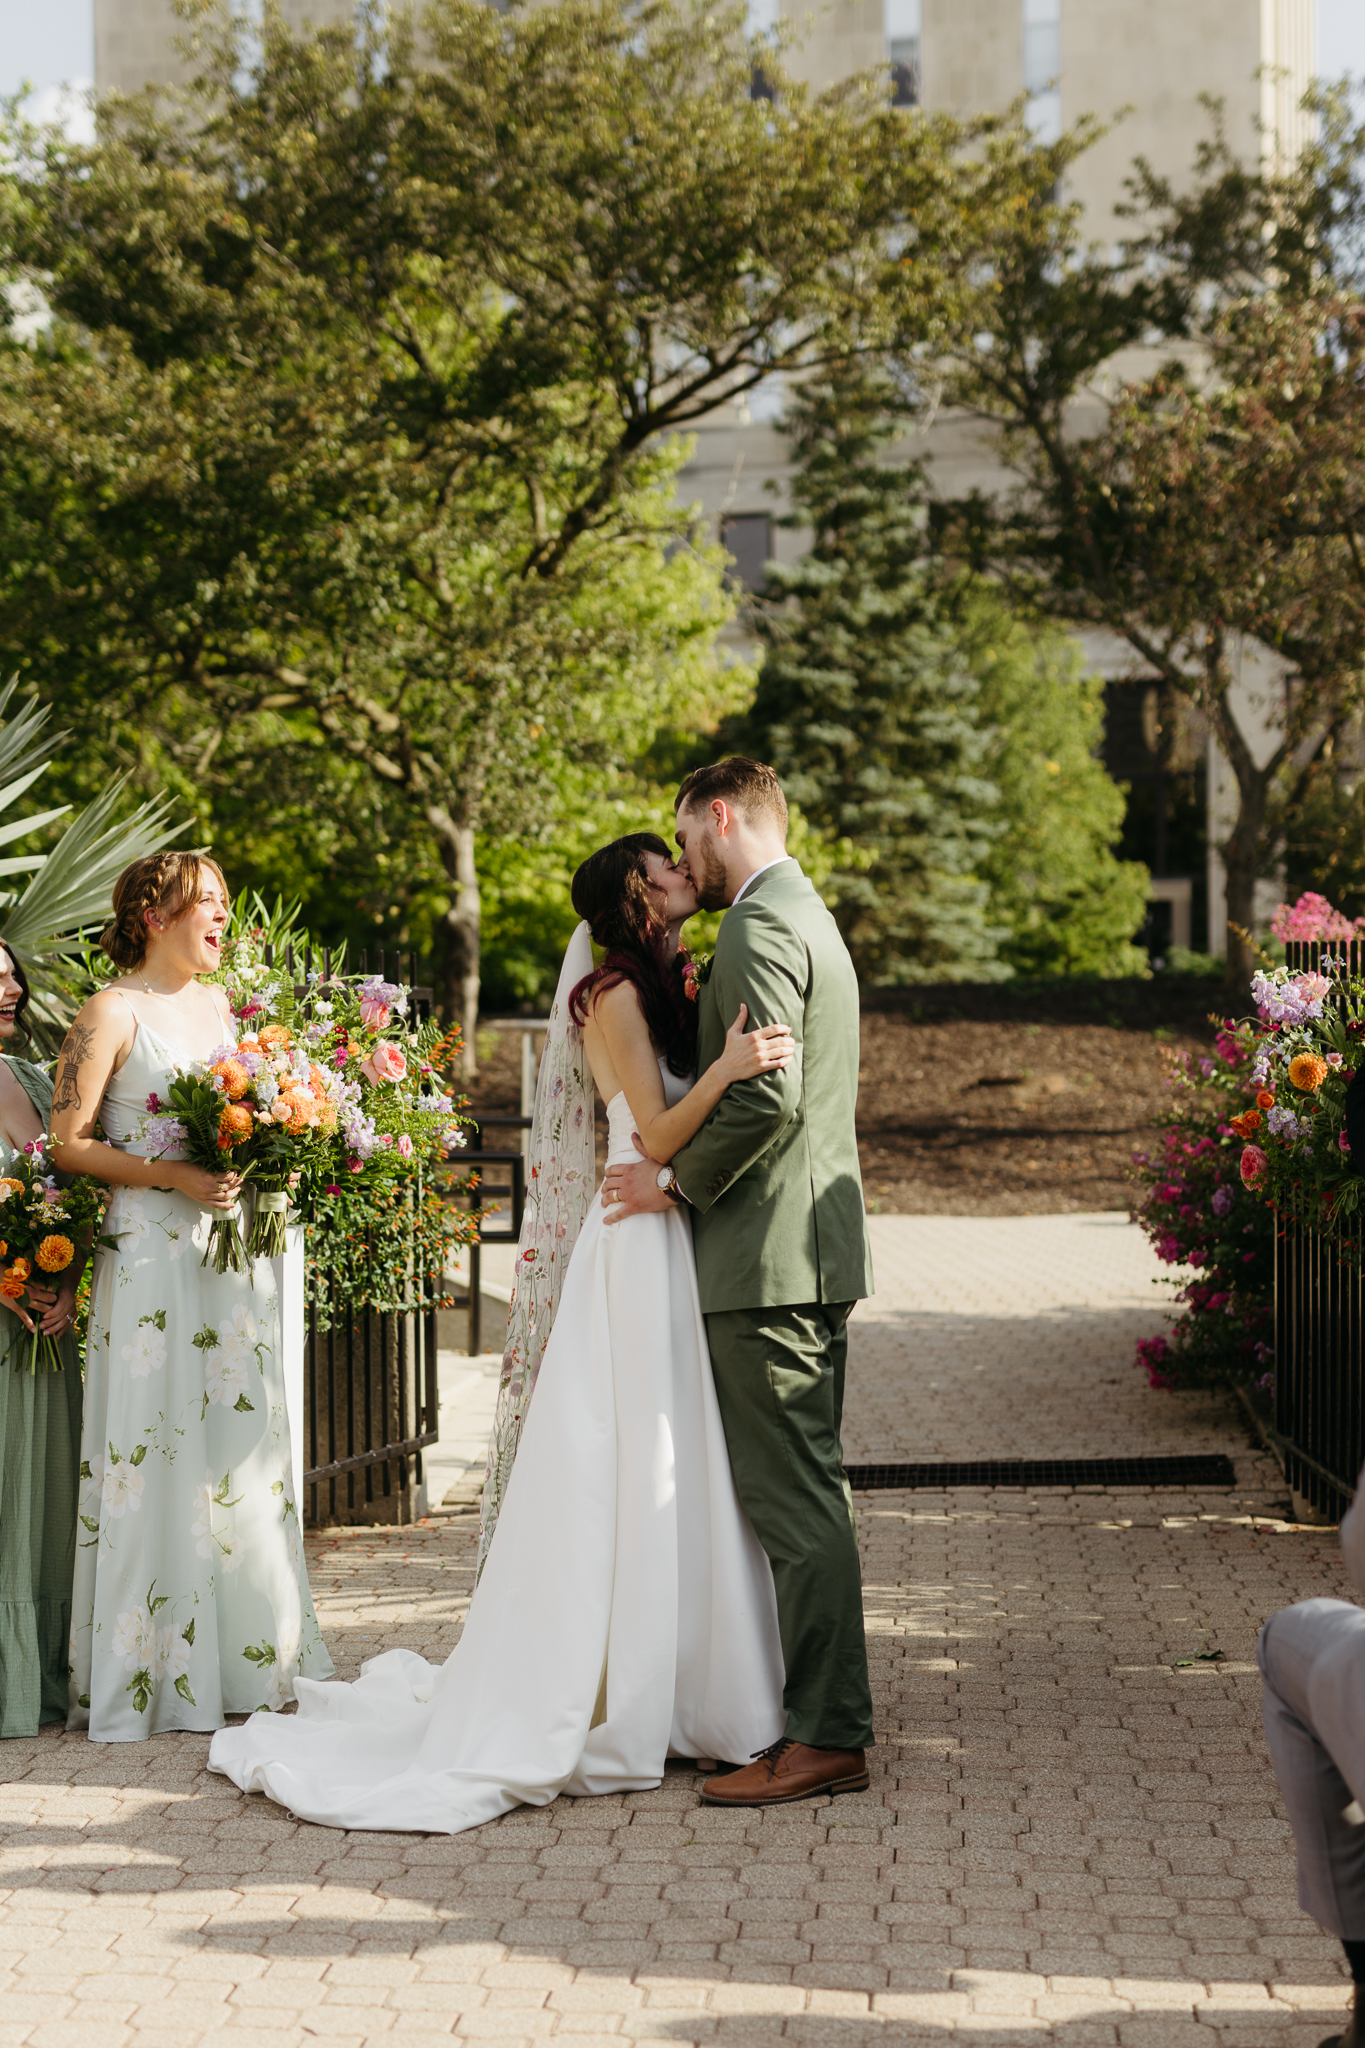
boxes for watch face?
[656,1167,673,1190]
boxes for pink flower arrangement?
[360,1042,407,1086]
[1270,891,1365,944]
[1239,1144,1268,1188]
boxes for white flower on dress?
[219,1304,259,1367]
[152,1626,191,1685]
[102,1463,145,1518]
[202,1346,250,1409]
[112,1603,155,1669]
[190,1477,214,1560]
[220,1541,244,1575]
[106,1191,150,1247]
[121,1324,167,1378]
[81,1452,105,1499]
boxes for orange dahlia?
[36,1234,74,1273]
[9,1257,30,1281]
[218,1101,254,1144]
[1289,1052,1329,1093]
[209,1057,251,1101]
[0,1178,24,1201]
[258,1024,293,1052]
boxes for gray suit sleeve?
[672,903,806,1213]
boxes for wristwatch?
[655,1165,687,1205]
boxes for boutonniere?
[681,954,713,1003]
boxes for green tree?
[2,0,1030,1055]
[736,367,1004,984]
[951,588,1150,978]
[937,94,1365,984]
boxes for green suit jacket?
[672,860,873,1314]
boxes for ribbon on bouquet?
[256,1191,291,1214]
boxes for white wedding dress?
[208,1060,785,1832]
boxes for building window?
[1023,0,1061,144]
[721,514,773,593]
[886,0,920,107]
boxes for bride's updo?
[101,852,227,973]
[568,833,696,1079]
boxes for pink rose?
[1239,1144,1268,1189]
[359,1042,407,1086]
[346,1155,363,1173]
[359,997,390,1030]
[397,1133,414,1158]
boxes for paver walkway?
[0,1215,1356,2046]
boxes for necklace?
[137,976,201,1010]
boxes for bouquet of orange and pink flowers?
[0,1135,109,1372]
[143,1026,341,1273]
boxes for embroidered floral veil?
[476,921,596,1576]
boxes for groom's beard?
[692,838,731,911]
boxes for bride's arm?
[590,982,793,1165]
[49,991,242,1208]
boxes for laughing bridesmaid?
[52,852,331,1742]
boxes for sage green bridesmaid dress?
[0,1054,82,1735]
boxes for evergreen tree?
[737,367,1006,983]
[952,587,1151,978]
[739,365,1149,982]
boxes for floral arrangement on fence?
[1129,1022,1275,1391]
[1229,959,1365,1244]
[131,902,480,1314]
[0,1134,109,1372]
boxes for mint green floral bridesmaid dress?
[0,1056,82,1736]
[68,1003,332,1741]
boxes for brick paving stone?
[0,1215,1356,2044]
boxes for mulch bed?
[466,977,1230,1217]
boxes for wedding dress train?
[208,1063,786,1832]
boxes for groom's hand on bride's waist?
[602,1134,675,1221]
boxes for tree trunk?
[1206,664,1283,995]
[430,806,481,1082]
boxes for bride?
[208,831,792,1831]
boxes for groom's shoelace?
[749,1738,797,1778]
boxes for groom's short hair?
[676,758,789,835]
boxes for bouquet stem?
[203,1208,251,1276]
[9,1316,66,1373]
[246,1189,292,1261]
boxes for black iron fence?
[282,950,535,1518]
[1270,941,1365,1516]
[269,946,441,1527]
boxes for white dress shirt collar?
[731,856,794,907]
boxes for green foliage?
[0,0,1029,1027]
[949,588,1151,979]
[735,365,1004,985]
[736,367,1145,985]
[0,680,177,1042]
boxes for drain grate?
[844,1455,1237,1491]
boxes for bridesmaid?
[52,851,331,1741]
[0,942,84,1737]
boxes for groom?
[603,757,875,1805]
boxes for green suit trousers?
[705,1300,875,1752]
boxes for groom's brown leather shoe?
[699,1739,868,1807]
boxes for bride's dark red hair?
[568,833,697,1079]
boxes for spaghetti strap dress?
[68,999,332,1741]
[0,1055,82,1736]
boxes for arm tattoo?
[52,1021,97,1117]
